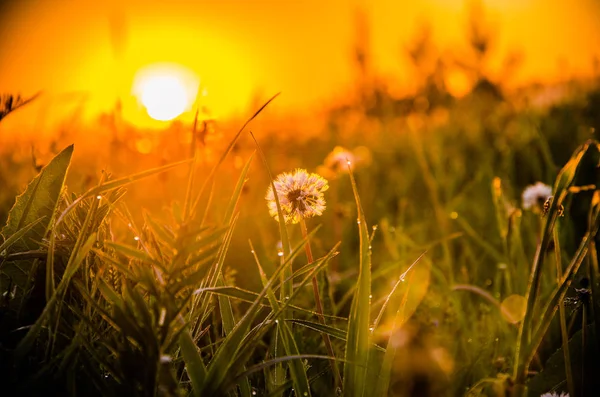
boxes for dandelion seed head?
[265,169,328,224]
[325,146,355,173]
[522,182,552,211]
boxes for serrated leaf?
[0,145,73,308]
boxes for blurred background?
[1,0,599,127]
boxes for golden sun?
[133,64,199,121]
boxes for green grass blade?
[514,140,598,389]
[179,328,207,396]
[250,240,311,397]
[1,145,73,308]
[343,165,372,397]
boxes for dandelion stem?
[299,218,342,389]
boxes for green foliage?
[0,145,73,310]
[2,83,600,397]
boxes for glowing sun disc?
[133,64,199,121]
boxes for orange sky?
[0,0,599,131]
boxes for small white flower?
[522,182,552,211]
[540,392,569,397]
[265,169,329,224]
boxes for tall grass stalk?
[553,226,575,397]
[513,141,600,396]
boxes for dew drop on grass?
[134,236,140,241]
[304,392,308,396]
[368,245,372,249]
[250,250,255,254]
[369,294,372,299]
[277,250,284,257]
[96,195,102,200]
[357,219,361,224]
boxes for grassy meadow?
[2,27,600,397]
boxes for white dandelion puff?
[540,392,569,397]
[522,182,552,211]
[266,169,329,224]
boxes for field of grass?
[2,60,600,397]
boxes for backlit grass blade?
[249,131,293,306]
[195,231,302,395]
[179,329,207,396]
[223,152,254,225]
[0,217,44,258]
[195,286,345,320]
[54,158,191,228]
[513,140,599,395]
[343,163,372,397]
[250,240,311,397]
[190,94,280,220]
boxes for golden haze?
[0,0,598,133]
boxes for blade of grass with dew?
[554,225,575,397]
[286,319,387,355]
[249,132,293,308]
[1,145,73,310]
[203,243,340,396]
[182,109,201,221]
[195,286,345,320]
[192,231,302,396]
[208,213,253,397]
[189,93,280,221]
[229,245,341,395]
[143,212,175,247]
[250,240,311,397]
[513,140,597,394]
[343,163,372,397]
[54,158,191,229]
[523,202,600,375]
[371,251,427,331]
[373,255,432,397]
[189,220,236,336]
[179,328,207,396]
[15,231,97,361]
[17,178,101,360]
[0,217,44,261]
[248,130,299,393]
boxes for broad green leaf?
[0,145,73,306]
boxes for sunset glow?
[133,65,198,121]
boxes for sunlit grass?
[1,70,600,397]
